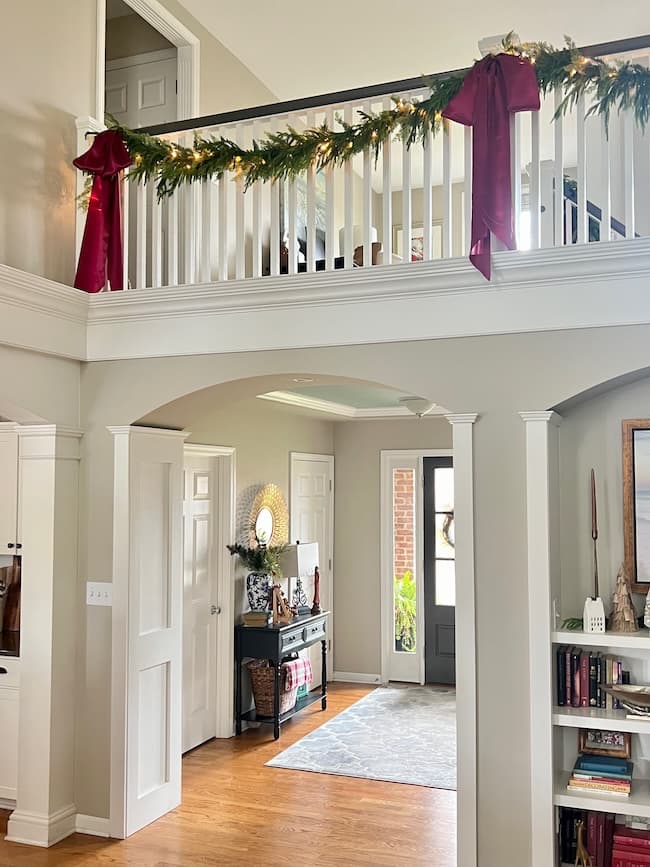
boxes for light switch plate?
[86,582,112,607]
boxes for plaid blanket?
[282,657,313,691]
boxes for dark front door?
[424,457,456,685]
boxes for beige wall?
[106,14,173,61]
[73,324,650,864]
[0,344,80,426]
[332,417,452,675]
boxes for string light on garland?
[107,33,650,199]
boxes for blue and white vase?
[247,572,272,611]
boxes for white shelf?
[552,629,650,649]
[553,706,650,733]
[555,771,650,816]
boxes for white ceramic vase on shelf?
[246,572,272,612]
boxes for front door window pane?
[435,559,456,607]
[435,513,455,559]
[393,468,416,653]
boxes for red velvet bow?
[443,53,540,279]
[73,130,132,293]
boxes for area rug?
[266,686,456,790]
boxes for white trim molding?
[445,413,478,867]
[75,814,111,838]
[6,805,76,848]
[332,672,382,684]
[258,390,447,419]
[520,410,563,867]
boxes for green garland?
[111,34,650,198]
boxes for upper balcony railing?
[80,35,650,292]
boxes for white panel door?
[111,428,184,838]
[290,453,334,683]
[106,50,178,129]
[182,455,218,753]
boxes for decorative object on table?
[227,541,287,611]
[623,419,650,593]
[247,660,298,717]
[575,820,593,867]
[242,610,271,627]
[603,684,650,717]
[583,469,606,633]
[610,564,639,633]
[248,484,289,547]
[311,565,321,616]
[279,542,319,617]
[73,130,131,293]
[271,584,293,625]
[578,728,632,759]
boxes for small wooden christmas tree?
[610,564,639,633]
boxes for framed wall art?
[623,419,650,593]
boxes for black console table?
[235,611,329,740]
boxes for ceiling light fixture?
[399,396,435,418]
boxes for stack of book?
[242,610,271,627]
[567,754,633,797]
[556,645,628,709]
[613,825,650,866]
[559,808,615,865]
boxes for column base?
[6,803,76,847]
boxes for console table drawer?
[280,627,305,653]
[303,618,326,643]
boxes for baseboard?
[6,803,76,847]
[75,814,110,837]
[333,671,382,684]
[0,797,16,810]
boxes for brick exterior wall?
[393,468,415,579]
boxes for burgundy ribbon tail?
[443,54,540,280]
[73,130,132,294]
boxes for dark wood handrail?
[137,34,650,137]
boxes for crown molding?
[257,390,446,419]
[519,411,563,426]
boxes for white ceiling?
[178,1,648,101]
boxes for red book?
[613,848,650,866]
[615,827,650,850]
[588,812,598,861]
[597,812,605,867]
[580,652,590,707]
[605,815,616,864]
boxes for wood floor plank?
[0,684,456,866]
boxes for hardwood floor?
[0,684,456,866]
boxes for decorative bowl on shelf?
[603,684,650,716]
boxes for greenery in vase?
[394,571,416,652]
[561,617,584,630]
[227,542,287,576]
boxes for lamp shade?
[279,542,319,578]
[339,225,378,253]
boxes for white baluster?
[401,105,412,262]
[362,100,373,267]
[183,184,196,284]
[421,125,433,261]
[510,113,521,249]
[167,189,178,286]
[151,183,162,288]
[270,116,280,277]
[136,180,147,289]
[121,173,129,290]
[306,110,317,273]
[325,107,335,271]
[218,173,228,281]
[463,126,472,256]
[200,180,213,282]
[600,114,611,242]
[382,96,393,265]
[553,86,565,246]
[235,125,246,280]
[287,112,299,276]
[442,119,452,258]
[251,120,263,278]
[529,112,541,250]
[576,94,587,244]
[623,109,636,239]
[343,102,354,268]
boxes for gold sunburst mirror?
[248,484,289,547]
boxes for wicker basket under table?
[247,659,298,717]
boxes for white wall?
[332,417,452,675]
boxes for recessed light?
[292,377,314,383]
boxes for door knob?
[210,605,221,615]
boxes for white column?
[445,412,478,867]
[7,426,82,847]
[519,410,562,867]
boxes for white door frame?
[289,452,335,676]
[380,448,452,685]
[183,444,236,740]
[96,0,200,122]
[380,416,478,867]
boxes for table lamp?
[279,542,319,616]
